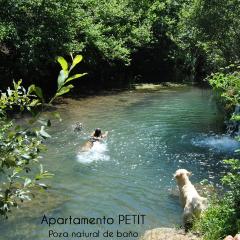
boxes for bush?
[193,197,238,240]
[172,0,240,78]
[0,55,86,218]
[192,63,240,239]
[193,160,240,240]
[207,64,240,110]
[0,0,162,84]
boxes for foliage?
[74,0,154,64]
[0,118,52,217]
[51,55,87,103]
[0,55,85,218]
[192,62,240,238]
[193,159,240,239]
[193,198,237,240]
[207,64,240,109]
[0,80,41,115]
[0,0,161,83]
[193,197,239,240]
[221,159,240,217]
[0,0,76,79]
[0,0,240,84]
[171,0,240,79]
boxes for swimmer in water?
[90,128,108,141]
[80,128,108,151]
[74,122,83,132]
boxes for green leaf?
[24,178,32,187]
[12,167,22,176]
[56,85,74,97]
[35,87,43,100]
[29,99,39,107]
[57,56,68,71]
[57,70,69,89]
[69,55,83,71]
[35,174,41,180]
[65,73,87,84]
[7,131,16,138]
[13,80,22,90]
[35,171,54,180]
[14,125,21,131]
[231,114,240,121]
[27,84,36,94]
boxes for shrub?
[193,197,238,240]
[193,160,240,240]
[207,64,240,110]
[0,55,86,218]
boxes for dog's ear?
[174,172,183,178]
[187,171,192,176]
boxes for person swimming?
[90,128,108,142]
[74,122,83,132]
[80,128,108,151]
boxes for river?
[0,86,239,240]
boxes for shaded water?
[1,86,239,240]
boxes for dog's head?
[174,169,192,184]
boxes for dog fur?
[174,169,208,229]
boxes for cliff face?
[140,228,200,240]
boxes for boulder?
[234,234,240,240]
[140,227,200,240]
[224,236,234,240]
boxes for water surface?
[1,86,239,240]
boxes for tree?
[172,0,240,79]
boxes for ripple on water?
[76,142,110,163]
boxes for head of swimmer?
[93,128,102,137]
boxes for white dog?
[174,169,208,229]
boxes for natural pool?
[1,86,239,240]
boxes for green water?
[1,86,239,240]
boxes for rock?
[224,236,234,240]
[140,228,200,240]
[221,234,240,240]
[234,234,240,240]
[134,83,186,91]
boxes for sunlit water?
[1,86,239,240]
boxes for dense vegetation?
[1,0,239,88]
[0,55,85,217]
[172,0,240,81]
[192,68,240,239]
